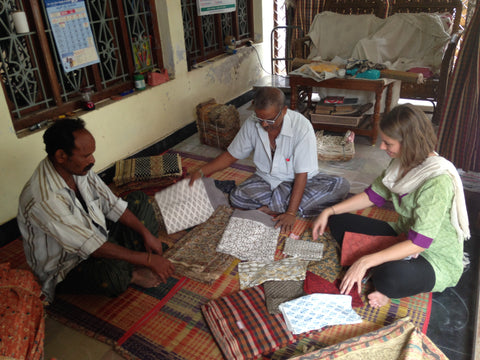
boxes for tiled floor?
[44,100,479,359]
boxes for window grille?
[0,0,163,133]
[181,0,253,70]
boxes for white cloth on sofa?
[307,11,452,74]
[352,13,451,73]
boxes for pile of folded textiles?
[113,153,184,192]
[152,174,443,360]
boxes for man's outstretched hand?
[273,213,296,234]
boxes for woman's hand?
[273,213,296,234]
[340,256,370,295]
[311,207,334,240]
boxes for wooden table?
[289,75,396,145]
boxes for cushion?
[341,232,406,266]
[201,285,295,360]
[154,177,229,234]
[216,209,280,262]
[113,153,182,187]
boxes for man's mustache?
[84,163,94,172]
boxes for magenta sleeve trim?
[408,229,433,248]
[365,186,386,207]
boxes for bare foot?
[368,290,390,308]
[257,205,280,216]
[131,267,162,288]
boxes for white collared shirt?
[228,109,319,189]
[17,157,127,302]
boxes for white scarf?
[382,155,470,243]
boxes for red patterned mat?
[1,151,431,360]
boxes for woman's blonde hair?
[380,104,437,171]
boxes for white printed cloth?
[238,257,310,290]
[283,237,324,260]
[216,209,280,262]
[154,177,228,234]
[279,293,362,334]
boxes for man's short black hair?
[43,118,86,158]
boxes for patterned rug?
[1,150,432,360]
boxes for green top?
[369,172,463,292]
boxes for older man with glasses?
[189,87,349,233]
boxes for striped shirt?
[17,157,127,302]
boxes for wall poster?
[44,0,100,73]
[197,0,236,16]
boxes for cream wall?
[0,1,272,224]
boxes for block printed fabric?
[341,232,406,266]
[279,293,362,335]
[163,205,236,284]
[201,285,295,360]
[238,257,310,290]
[216,209,280,262]
[154,177,229,234]
[290,316,448,360]
[298,229,343,283]
[283,237,324,260]
[303,271,364,308]
[263,280,305,315]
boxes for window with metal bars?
[0,0,163,133]
[181,0,254,71]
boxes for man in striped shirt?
[18,118,174,303]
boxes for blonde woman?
[312,104,470,308]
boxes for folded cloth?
[303,271,364,308]
[341,232,406,266]
[238,257,310,290]
[263,280,305,314]
[154,177,229,234]
[201,285,295,360]
[217,209,280,262]
[283,237,324,260]
[279,293,362,334]
[113,153,182,187]
[163,205,236,284]
[289,316,447,359]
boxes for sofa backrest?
[388,0,463,34]
[292,0,463,40]
[323,0,388,18]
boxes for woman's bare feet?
[368,290,390,308]
[131,267,162,288]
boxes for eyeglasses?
[251,109,283,125]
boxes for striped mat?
[1,150,431,360]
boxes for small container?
[81,87,95,110]
[134,73,146,90]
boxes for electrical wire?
[249,45,289,79]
